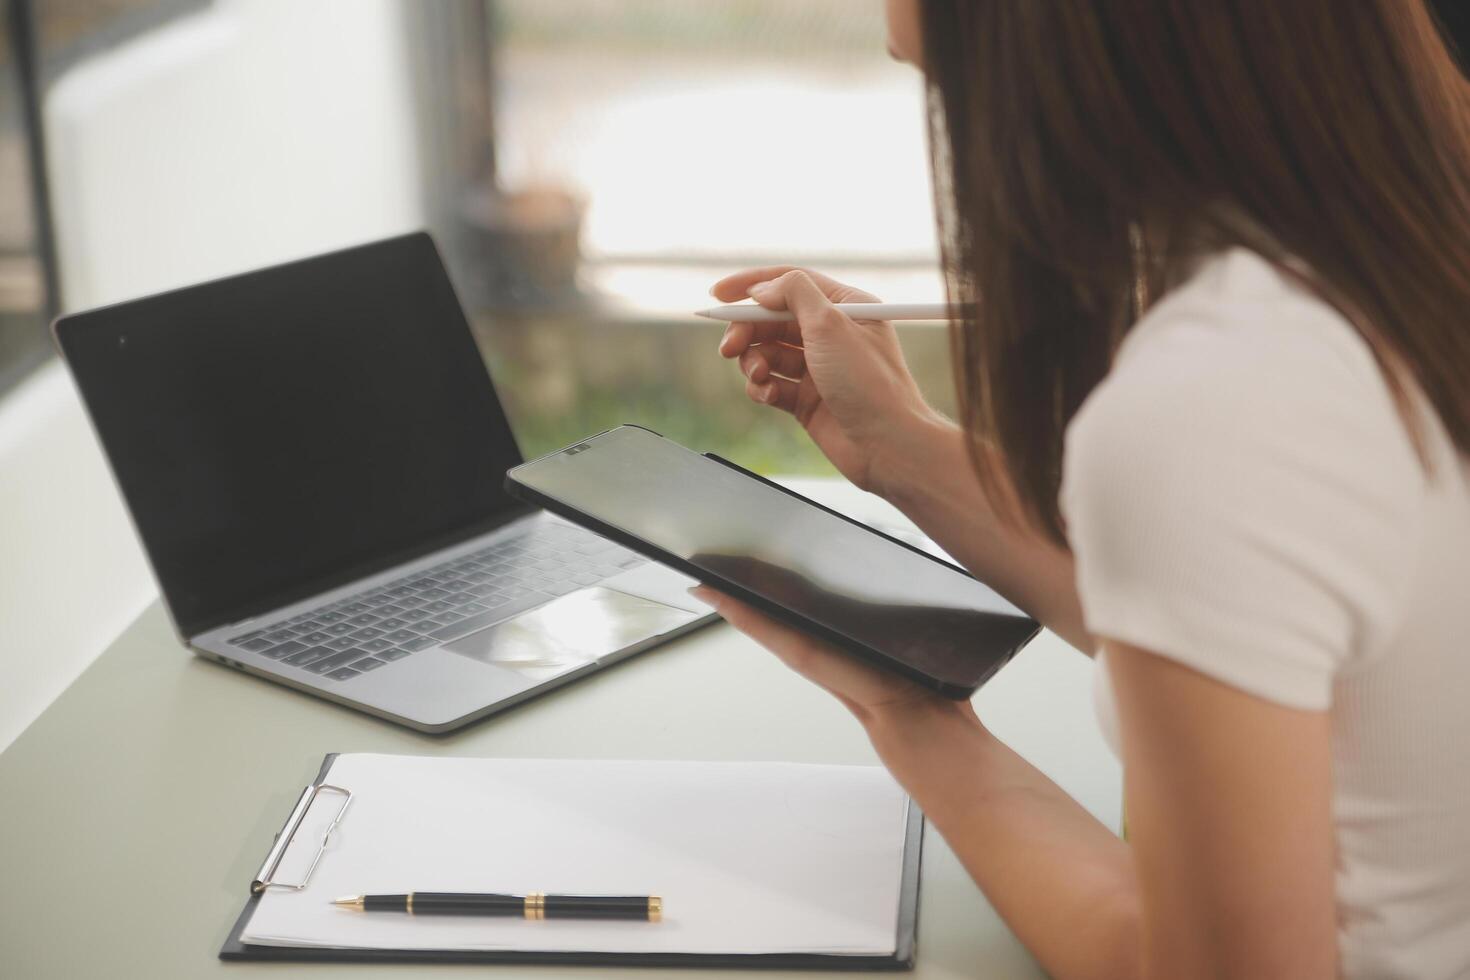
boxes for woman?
[698,2,1470,978]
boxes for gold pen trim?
[648,896,663,923]
[406,892,414,915]
[524,891,544,920]
[331,895,365,910]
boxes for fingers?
[689,587,897,709]
[689,587,823,673]
[711,266,801,302]
[739,343,806,383]
[718,319,801,358]
[745,374,802,413]
[710,266,880,304]
[747,271,844,334]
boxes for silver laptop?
[53,232,713,732]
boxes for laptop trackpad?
[442,587,699,682]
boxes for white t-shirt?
[1060,248,1470,979]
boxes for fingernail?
[719,326,732,352]
[747,280,771,297]
[758,383,775,403]
[688,586,717,608]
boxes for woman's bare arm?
[873,411,1092,651]
[709,265,1091,651]
[696,588,1339,980]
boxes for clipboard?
[219,754,925,970]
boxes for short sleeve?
[1060,269,1424,710]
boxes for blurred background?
[2,0,951,465]
[7,0,1462,749]
[0,0,945,747]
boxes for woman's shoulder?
[1060,248,1429,700]
[1065,247,1418,474]
[1107,247,1388,412]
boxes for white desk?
[0,479,1119,978]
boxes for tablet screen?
[509,426,1037,694]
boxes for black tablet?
[505,425,1039,698]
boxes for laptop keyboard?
[224,523,647,681]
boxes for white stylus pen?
[694,302,964,323]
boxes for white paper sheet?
[242,755,910,956]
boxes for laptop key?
[352,626,385,640]
[238,638,275,652]
[359,638,393,653]
[298,631,331,645]
[426,594,546,643]
[347,614,379,627]
[397,635,438,652]
[262,630,296,644]
[376,648,411,661]
[350,658,385,672]
[325,622,355,636]
[282,645,333,666]
[325,667,360,681]
[399,608,432,622]
[383,629,419,644]
[325,636,358,651]
[262,640,307,659]
[228,630,265,644]
[307,649,366,674]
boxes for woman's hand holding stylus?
[708,267,941,498]
[709,265,1092,653]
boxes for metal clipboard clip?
[250,782,353,894]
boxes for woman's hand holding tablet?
[505,425,1039,699]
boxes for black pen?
[331,891,662,921]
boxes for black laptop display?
[57,233,526,637]
[53,233,710,732]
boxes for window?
[0,2,52,393]
[29,0,950,477]
[418,0,951,474]
[0,0,208,395]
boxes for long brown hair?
[920,0,1470,542]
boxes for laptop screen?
[56,233,529,638]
